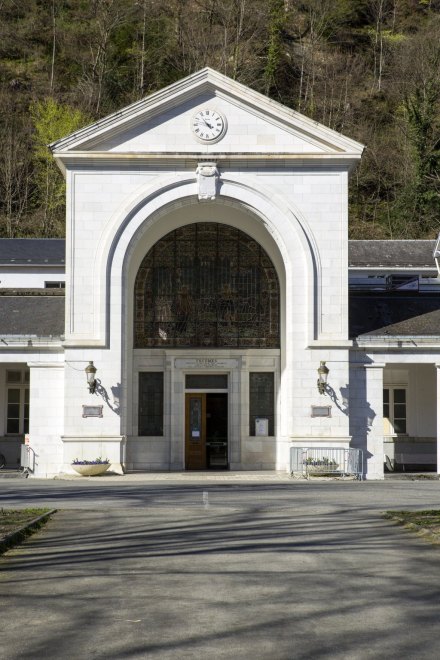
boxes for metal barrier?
[290,447,364,480]
[20,445,35,476]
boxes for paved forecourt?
[1,477,440,659]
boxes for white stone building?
[0,69,439,479]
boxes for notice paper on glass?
[255,418,269,436]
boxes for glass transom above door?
[185,374,228,389]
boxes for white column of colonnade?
[364,363,385,480]
[436,364,440,476]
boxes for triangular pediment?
[51,68,364,162]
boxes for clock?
[191,109,227,143]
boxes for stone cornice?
[54,151,362,160]
[53,151,362,175]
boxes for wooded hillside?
[0,0,439,239]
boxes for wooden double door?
[185,393,228,470]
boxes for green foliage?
[403,110,440,231]
[400,42,440,234]
[31,97,89,162]
[384,510,440,544]
[0,508,53,555]
[30,98,90,236]
[72,457,110,465]
[0,0,439,238]
[382,30,407,44]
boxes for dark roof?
[0,239,65,265]
[0,295,65,336]
[348,240,436,269]
[0,238,436,269]
[349,293,440,337]
[362,309,440,336]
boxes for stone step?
[0,470,26,479]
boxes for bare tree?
[49,0,56,93]
[77,0,132,114]
[0,117,31,237]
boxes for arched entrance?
[133,222,281,470]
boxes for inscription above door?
[176,358,238,369]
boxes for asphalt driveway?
[1,477,440,659]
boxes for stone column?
[364,363,385,480]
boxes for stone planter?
[306,464,338,475]
[72,463,110,477]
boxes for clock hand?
[200,118,213,129]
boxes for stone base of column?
[365,471,385,480]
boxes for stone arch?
[94,174,321,347]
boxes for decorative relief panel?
[196,162,219,200]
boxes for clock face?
[191,109,226,142]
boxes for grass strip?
[0,509,57,555]
[384,510,440,545]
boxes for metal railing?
[20,445,35,476]
[290,447,364,480]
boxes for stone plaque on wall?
[82,405,103,418]
[311,405,332,418]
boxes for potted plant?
[71,457,110,476]
[305,457,338,475]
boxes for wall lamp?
[317,361,329,395]
[85,361,97,394]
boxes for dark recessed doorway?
[185,393,228,470]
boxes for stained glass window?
[134,223,280,348]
